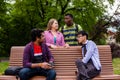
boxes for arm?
[82,41,96,63]
[23,45,32,68]
[44,44,55,67]
[46,43,53,47]
[31,62,51,69]
[44,31,52,47]
[45,44,54,62]
[46,42,58,49]
[45,42,58,49]
[23,45,41,68]
[60,32,69,48]
[61,33,65,46]
[23,44,52,69]
[44,31,57,48]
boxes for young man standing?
[75,31,101,80]
[60,13,82,46]
[19,29,56,80]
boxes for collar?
[65,23,75,28]
[82,40,88,45]
[82,40,88,48]
[85,40,88,44]
[31,41,42,46]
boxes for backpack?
[4,66,23,80]
[61,24,79,34]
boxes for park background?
[0,0,120,75]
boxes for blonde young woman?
[44,18,69,48]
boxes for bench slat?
[0,45,120,80]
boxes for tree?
[0,0,115,56]
[0,0,10,56]
[10,0,114,41]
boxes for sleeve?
[44,31,53,47]
[46,43,52,47]
[23,45,32,68]
[45,44,54,62]
[78,24,82,31]
[60,33,65,46]
[82,41,96,63]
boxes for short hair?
[31,28,44,41]
[65,13,73,19]
[77,30,88,39]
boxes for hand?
[49,61,55,68]
[50,44,58,49]
[64,43,69,48]
[40,62,52,69]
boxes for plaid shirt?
[23,42,54,68]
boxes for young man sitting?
[75,31,101,80]
[19,28,56,80]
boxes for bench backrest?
[9,45,113,76]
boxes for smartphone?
[49,62,54,67]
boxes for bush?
[109,43,120,58]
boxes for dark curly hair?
[31,28,44,41]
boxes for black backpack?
[4,66,23,80]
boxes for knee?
[75,58,82,64]
[48,69,56,76]
[19,68,30,77]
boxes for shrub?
[109,43,120,58]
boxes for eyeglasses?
[76,36,83,39]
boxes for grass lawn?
[0,62,9,75]
[112,58,120,74]
[0,58,120,75]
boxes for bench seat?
[0,45,120,80]
[1,75,120,80]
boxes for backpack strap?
[62,24,78,33]
[75,24,78,32]
[75,24,79,41]
[61,26,64,33]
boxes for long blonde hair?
[46,18,57,30]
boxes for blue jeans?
[19,68,56,80]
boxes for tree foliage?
[0,0,116,56]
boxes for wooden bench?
[0,45,120,80]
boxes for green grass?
[0,58,120,75]
[0,62,9,75]
[113,58,120,74]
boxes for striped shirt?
[60,23,82,46]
